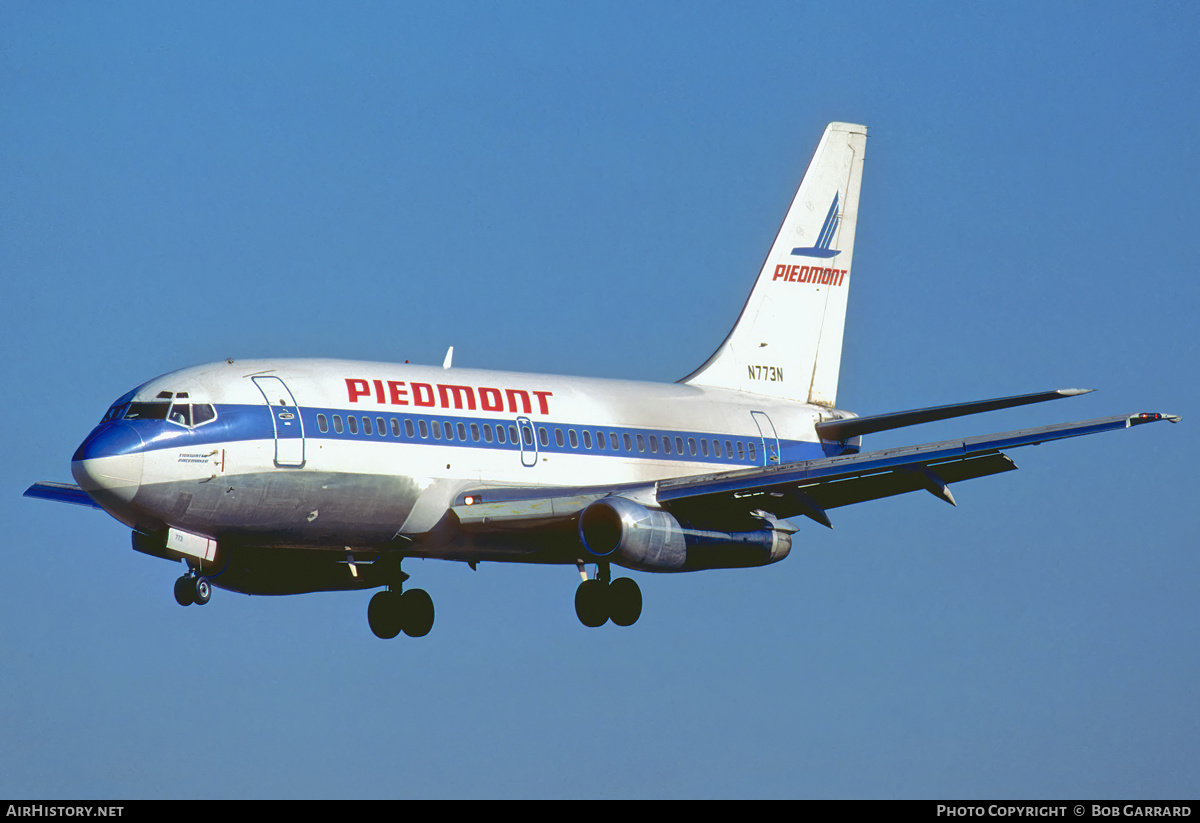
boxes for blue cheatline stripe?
[101,404,837,467]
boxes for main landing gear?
[173,573,211,607]
[575,562,642,628]
[367,568,435,639]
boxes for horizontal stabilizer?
[24,482,101,509]
[815,388,1094,441]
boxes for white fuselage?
[72,358,856,564]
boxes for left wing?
[24,481,102,509]
[452,412,1179,533]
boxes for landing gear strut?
[173,573,211,607]
[574,562,642,628]
[367,566,435,639]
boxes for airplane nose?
[71,423,145,507]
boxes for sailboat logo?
[791,193,842,259]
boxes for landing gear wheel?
[575,578,609,628]
[608,577,642,627]
[401,588,435,638]
[174,575,195,607]
[368,590,404,639]
[193,577,212,606]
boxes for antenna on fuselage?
[443,346,454,369]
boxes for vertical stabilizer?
[681,122,867,407]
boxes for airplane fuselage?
[70,358,857,592]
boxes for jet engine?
[577,496,791,572]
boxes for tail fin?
[681,122,867,407]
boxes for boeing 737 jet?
[26,123,1178,639]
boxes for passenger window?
[317,414,329,433]
[623,433,632,451]
[348,417,358,435]
[333,415,344,434]
[539,427,549,447]
[432,421,442,439]
[582,430,592,449]
[405,419,415,438]
[458,422,467,440]
[662,436,672,454]
[748,442,756,462]
[419,420,429,438]
[391,418,401,437]
[377,417,386,436]
[496,425,506,444]
[649,435,658,453]
[687,437,695,456]
[470,423,480,441]
[442,421,452,441]
[737,441,745,460]
[636,434,645,452]
[612,433,621,451]
[676,437,685,454]
[700,439,709,457]
[725,440,734,458]
[482,424,493,443]
[363,417,373,436]
[509,425,519,444]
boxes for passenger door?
[252,376,306,468]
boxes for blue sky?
[2,1,1197,799]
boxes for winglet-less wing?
[450,411,1177,536]
[659,412,1179,529]
[24,481,102,509]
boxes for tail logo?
[791,193,842,259]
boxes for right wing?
[452,412,1179,533]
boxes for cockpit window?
[122,398,216,428]
[124,402,170,420]
[101,403,129,423]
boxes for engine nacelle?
[578,496,792,572]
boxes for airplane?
[25,122,1179,639]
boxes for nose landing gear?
[173,573,211,607]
